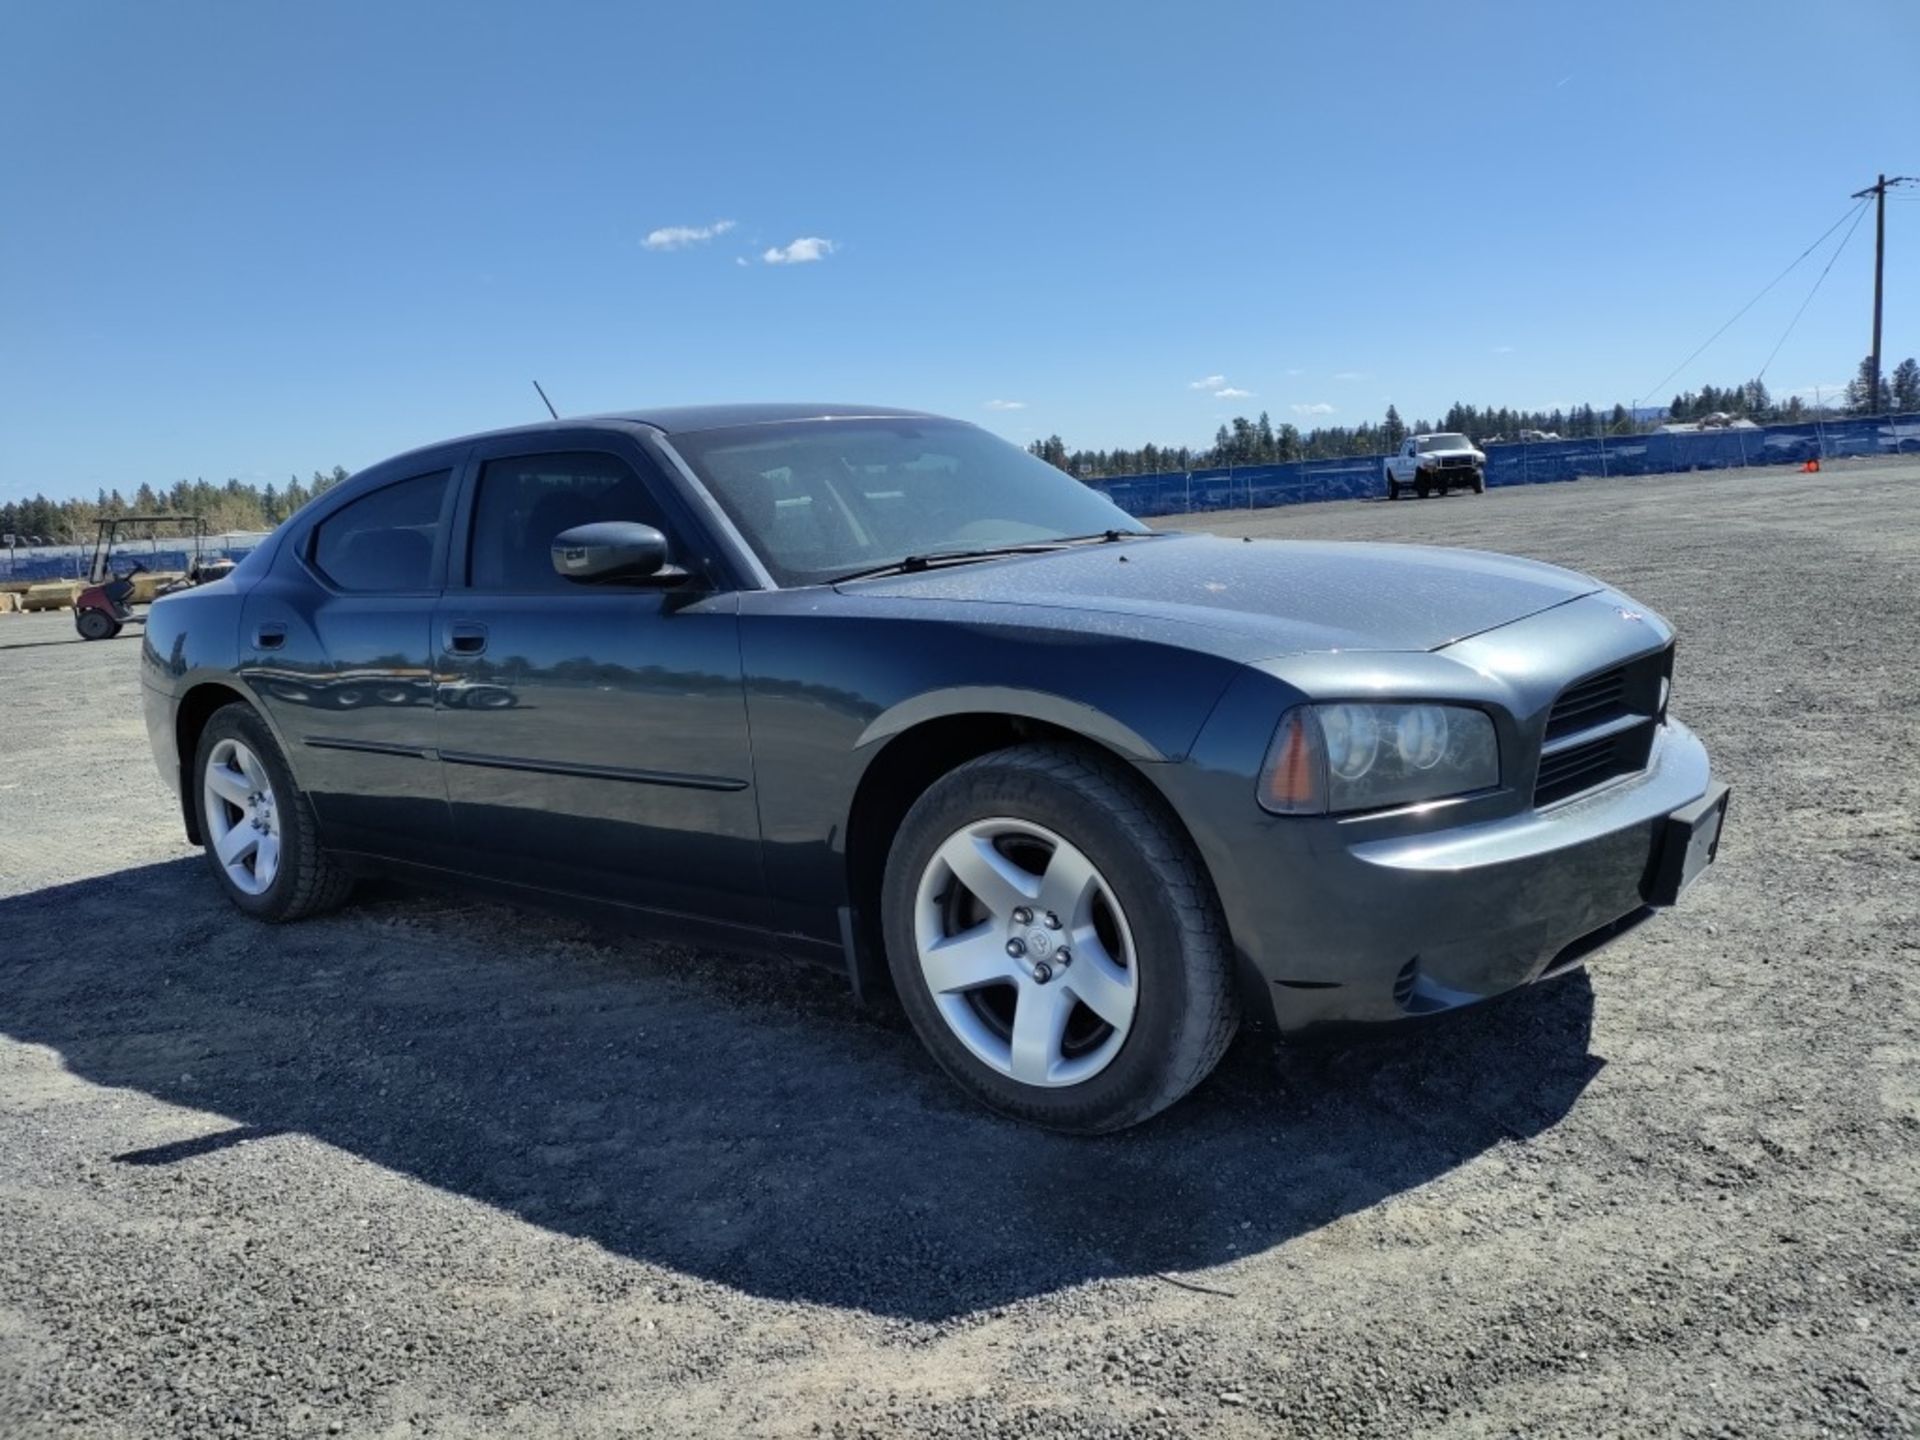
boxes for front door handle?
[254,623,286,650]
[445,622,488,656]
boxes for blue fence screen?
[6,414,1918,577]
[1,535,268,583]
[1085,413,1920,519]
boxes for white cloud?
[1284,367,1305,377]
[642,220,736,251]
[762,236,836,264]
[984,399,1027,411]
[1331,371,1367,382]
[1188,374,1227,390]
[1291,402,1337,416]
[1492,345,1516,355]
[1213,386,1253,399]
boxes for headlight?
[1258,703,1499,815]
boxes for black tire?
[1415,474,1431,499]
[881,742,1239,1133]
[1387,478,1401,501]
[75,608,119,641]
[1472,472,1487,494]
[192,704,354,922]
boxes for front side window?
[309,470,450,592]
[667,418,1146,586]
[468,451,669,590]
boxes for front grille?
[1439,455,1475,468]
[1534,646,1673,806]
[1544,667,1628,741]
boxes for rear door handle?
[445,622,487,656]
[254,623,286,650]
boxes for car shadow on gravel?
[1,859,1602,1322]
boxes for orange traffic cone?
[1803,458,1821,473]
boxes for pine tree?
[1891,357,1920,413]
[1846,355,1893,415]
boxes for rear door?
[431,435,766,927]
[240,464,458,858]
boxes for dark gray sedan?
[140,405,1728,1132]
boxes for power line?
[1636,198,1870,409]
[1755,199,1874,383]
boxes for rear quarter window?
[309,471,450,592]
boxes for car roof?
[359,407,944,480]
[356,404,946,480]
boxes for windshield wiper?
[830,530,1156,585]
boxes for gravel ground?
[2,460,1916,1438]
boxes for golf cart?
[74,515,235,641]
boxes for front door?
[432,442,765,927]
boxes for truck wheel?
[1387,479,1400,500]
[883,742,1240,1133]
[76,608,120,641]
[1415,475,1431,500]
[1472,473,1486,495]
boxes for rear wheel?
[882,743,1239,1133]
[193,705,353,921]
[75,608,120,641]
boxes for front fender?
[855,684,1167,762]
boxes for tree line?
[1030,356,1920,478]
[1,469,350,546]
[6,354,1917,537]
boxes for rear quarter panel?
[140,578,254,809]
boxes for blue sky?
[3,0,1916,501]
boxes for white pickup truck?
[1384,433,1487,499]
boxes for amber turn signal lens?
[1258,707,1327,815]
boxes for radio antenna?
[532,380,560,421]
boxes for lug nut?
[1005,938,1026,958]
[1030,962,1052,984]
[1054,949,1071,968]
[1012,906,1033,925]
[1043,911,1061,930]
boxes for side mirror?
[550,522,689,585]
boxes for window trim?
[299,467,458,597]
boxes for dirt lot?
[3,461,1916,1438]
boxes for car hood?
[838,533,1602,655]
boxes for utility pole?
[1851,174,1916,410]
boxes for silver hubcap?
[202,738,282,896]
[914,817,1139,1088]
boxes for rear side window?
[310,471,450,592]
[468,451,669,591]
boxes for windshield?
[1415,434,1473,453]
[666,418,1150,585]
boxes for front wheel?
[193,704,354,921]
[1386,477,1401,500]
[1472,472,1487,494]
[882,743,1239,1133]
[1415,474,1432,499]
